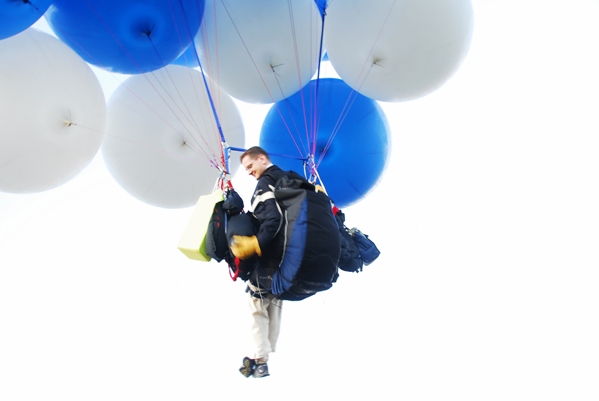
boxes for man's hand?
[230,235,262,259]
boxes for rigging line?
[110,32,219,166]
[179,0,230,172]
[173,0,229,171]
[328,90,356,142]
[309,87,320,164]
[170,0,193,49]
[314,25,364,165]
[316,88,360,167]
[109,67,217,164]
[171,0,224,158]
[196,2,221,99]
[217,0,278,103]
[311,6,326,172]
[194,3,233,170]
[150,64,223,166]
[324,89,359,153]
[311,1,327,158]
[111,66,220,166]
[352,0,400,94]
[195,50,232,173]
[268,2,318,107]
[142,7,206,144]
[167,0,204,76]
[311,163,327,191]
[284,0,312,158]
[272,92,312,162]
[265,3,314,160]
[144,11,219,159]
[172,0,205,48]
[68,121,220,170]
[194,44,231,174]
[269,62,298,119]
[267,0,325,168]
[144,52,202,137]
[200,1,289,173]
[267,65,309,160]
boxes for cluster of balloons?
[0,0,473,209]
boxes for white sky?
[1,0,599,399]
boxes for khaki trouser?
[247,282,283,363]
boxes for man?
[231,146,289,379]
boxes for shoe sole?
[239,357,255,378]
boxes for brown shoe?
[239,357,256,378]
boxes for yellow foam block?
[177,190,224,261]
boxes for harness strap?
[229,257,240,281]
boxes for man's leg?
[267,296,283,354]
[247,283,276,362]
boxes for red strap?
[229,257,241,281]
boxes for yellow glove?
[230,235,262,259]
[315,185,325,193]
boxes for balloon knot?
[143,26,155,39]
[372,59,385,68]
[270,63,284,77]
[23,0,40,11]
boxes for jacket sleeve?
[251,180,282,251]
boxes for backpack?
[349,227,380,265]
[333,207,380,272]
[334,209,364,272]
[267,173,340,301]
[205,188,258,281]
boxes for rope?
[311,2,327,157]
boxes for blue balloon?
[260,78,390,208]
[0,0,52,40]
[45,0,205,74]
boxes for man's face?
[242,154,268,180]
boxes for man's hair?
[240,146,270,162]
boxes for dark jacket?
[248,165,287,289]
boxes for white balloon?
[324,0,474,102]
[103,64,245,209]
[0,28,106,193]
[195,0,323,104]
